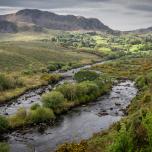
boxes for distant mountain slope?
[133,26,152,33]
[0,9,112,32]
[124,26,152,34]
[0,20,18,33]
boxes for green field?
[0,32,101,72]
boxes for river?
[6,81,137,152]
[0,61,138,152]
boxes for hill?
[0,9,112,33]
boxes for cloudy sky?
[0,0,151,31]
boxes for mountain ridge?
[0,9,113,33]
[0,9,151,34]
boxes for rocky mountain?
[0,9,113,33]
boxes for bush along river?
[0,61,106,116]
[0,61,138,152]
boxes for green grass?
[0,142,9,152]
[0,40,101,72]
[0,32,101,103]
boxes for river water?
[6,80,137,152]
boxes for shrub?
[16,107,27,119]
[0,116,9,134]
[146,72,152,84]
[56,142,87,152]
[8,108,27,128]
[135,76,146,89]
[42,91,65,110]
[47,64,57,71]
[57,83,78,101]
[31,103,41,110]
[0,143,9,152]
[0,74,14,91]
[61,65,70,71]
[0,74,23,91]
[142,93,152,103]
[57,81,100,102]
[47,62,65,71]
[142,112,152,151]
[109,123,133,152]
[74,70,99,82]
[27,107,55,124]
[41,74,61,84]
[77,81,99,97]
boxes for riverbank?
[56,56,152,152]
[0,73,62,105]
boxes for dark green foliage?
[61,65,70,71]
[136,72,152,90]
[136,76,147,89]
[56,83,78,101]
[0,74,10,91]
[106,51,126,60]
[0,74,23,91]
[42,91,65,110]
[77,81,99,99]
[142,112,152,151]
[31,103,41,110]
[47,64,58,71]
[109,123,133,152]
[57,78,111,104]
[47,62,65,71]
[41,73,61,84]
[0,115,9,134]
[0,143,9,152]
[56,33,96,49]
[27,107,55,124]
[143,93,152,103]
[146,72,152,84]
[74,70,99,82]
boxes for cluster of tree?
[53,33,96,48]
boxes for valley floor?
[0,31,152,152]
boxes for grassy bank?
[0,73,61,104]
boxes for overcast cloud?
[0,0,151,31]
